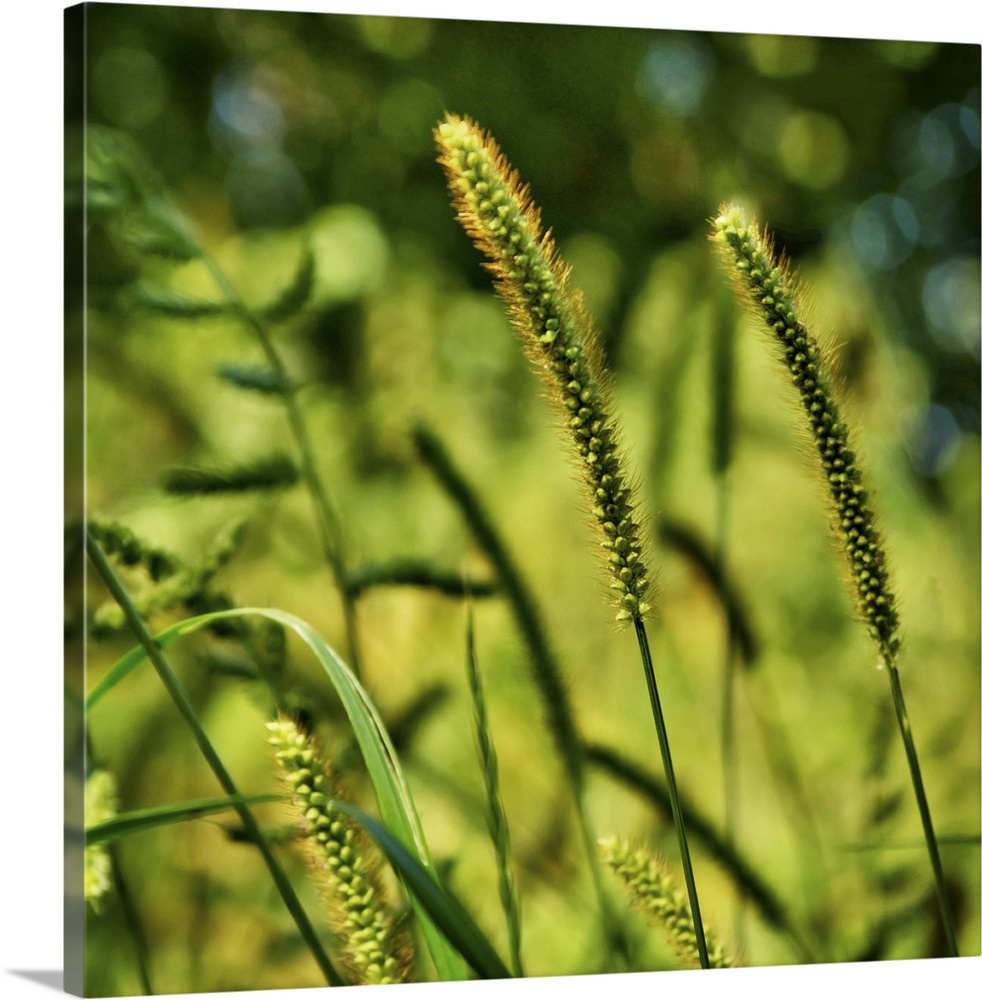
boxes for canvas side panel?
[64,3,86,996]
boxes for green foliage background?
[70,3,980,994]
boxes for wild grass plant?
[77,94,978,996]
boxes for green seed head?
[436,114,653,623]
[712,205,900,661]
[266,718,412,985]
[600,836,734,969]
[84,769,118,913]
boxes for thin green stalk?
[584,740,817,963]
[465,605,524,977]
[885,653,958,956]
[108,847,155,995]
[86,531,346,987]
[413,425,584,797]
[634,618,710,969]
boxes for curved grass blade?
[86,794,284,846]
[328,797,511,981]
[87,537,345,987]
[90,606,468,981]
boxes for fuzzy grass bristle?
[435,114,652,623]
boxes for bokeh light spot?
[777,111,849,189]
[743,34,818,78]
[961,100,981,150]
[876,39,938,69]
[636,38,713,119]
[850,194,918,271]
[904,403,962,477]
[93,47,168,129]
[921,257,981,356]
[211,66,287,149]
[310,205,389,303]
[355,15,432,59]
[918,112,957,179]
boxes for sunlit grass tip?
[435,113,652,624]
[266,717,413,985]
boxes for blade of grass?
[88,598,468,981]
[465,604,524,976]
[108,847,155,995]
[328,797,512,981]
[86,531,345,988]
[413,424,627,963]
[87,794,284,846]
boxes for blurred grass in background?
[70,4,980,994]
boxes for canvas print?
[64,2,980,996]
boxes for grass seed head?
[436,114,652,623]
[600,836,734,969]
[712,205,900,661]
[266,718,413,985]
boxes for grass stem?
[884,654,959,956]
[465,606,524,977]
[633,617,709,969]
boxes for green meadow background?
[69,3,980,994]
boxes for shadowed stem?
[884,654,958,956]
[633,616,709,969]
[86,531,346,987]
[108,848,155,995]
